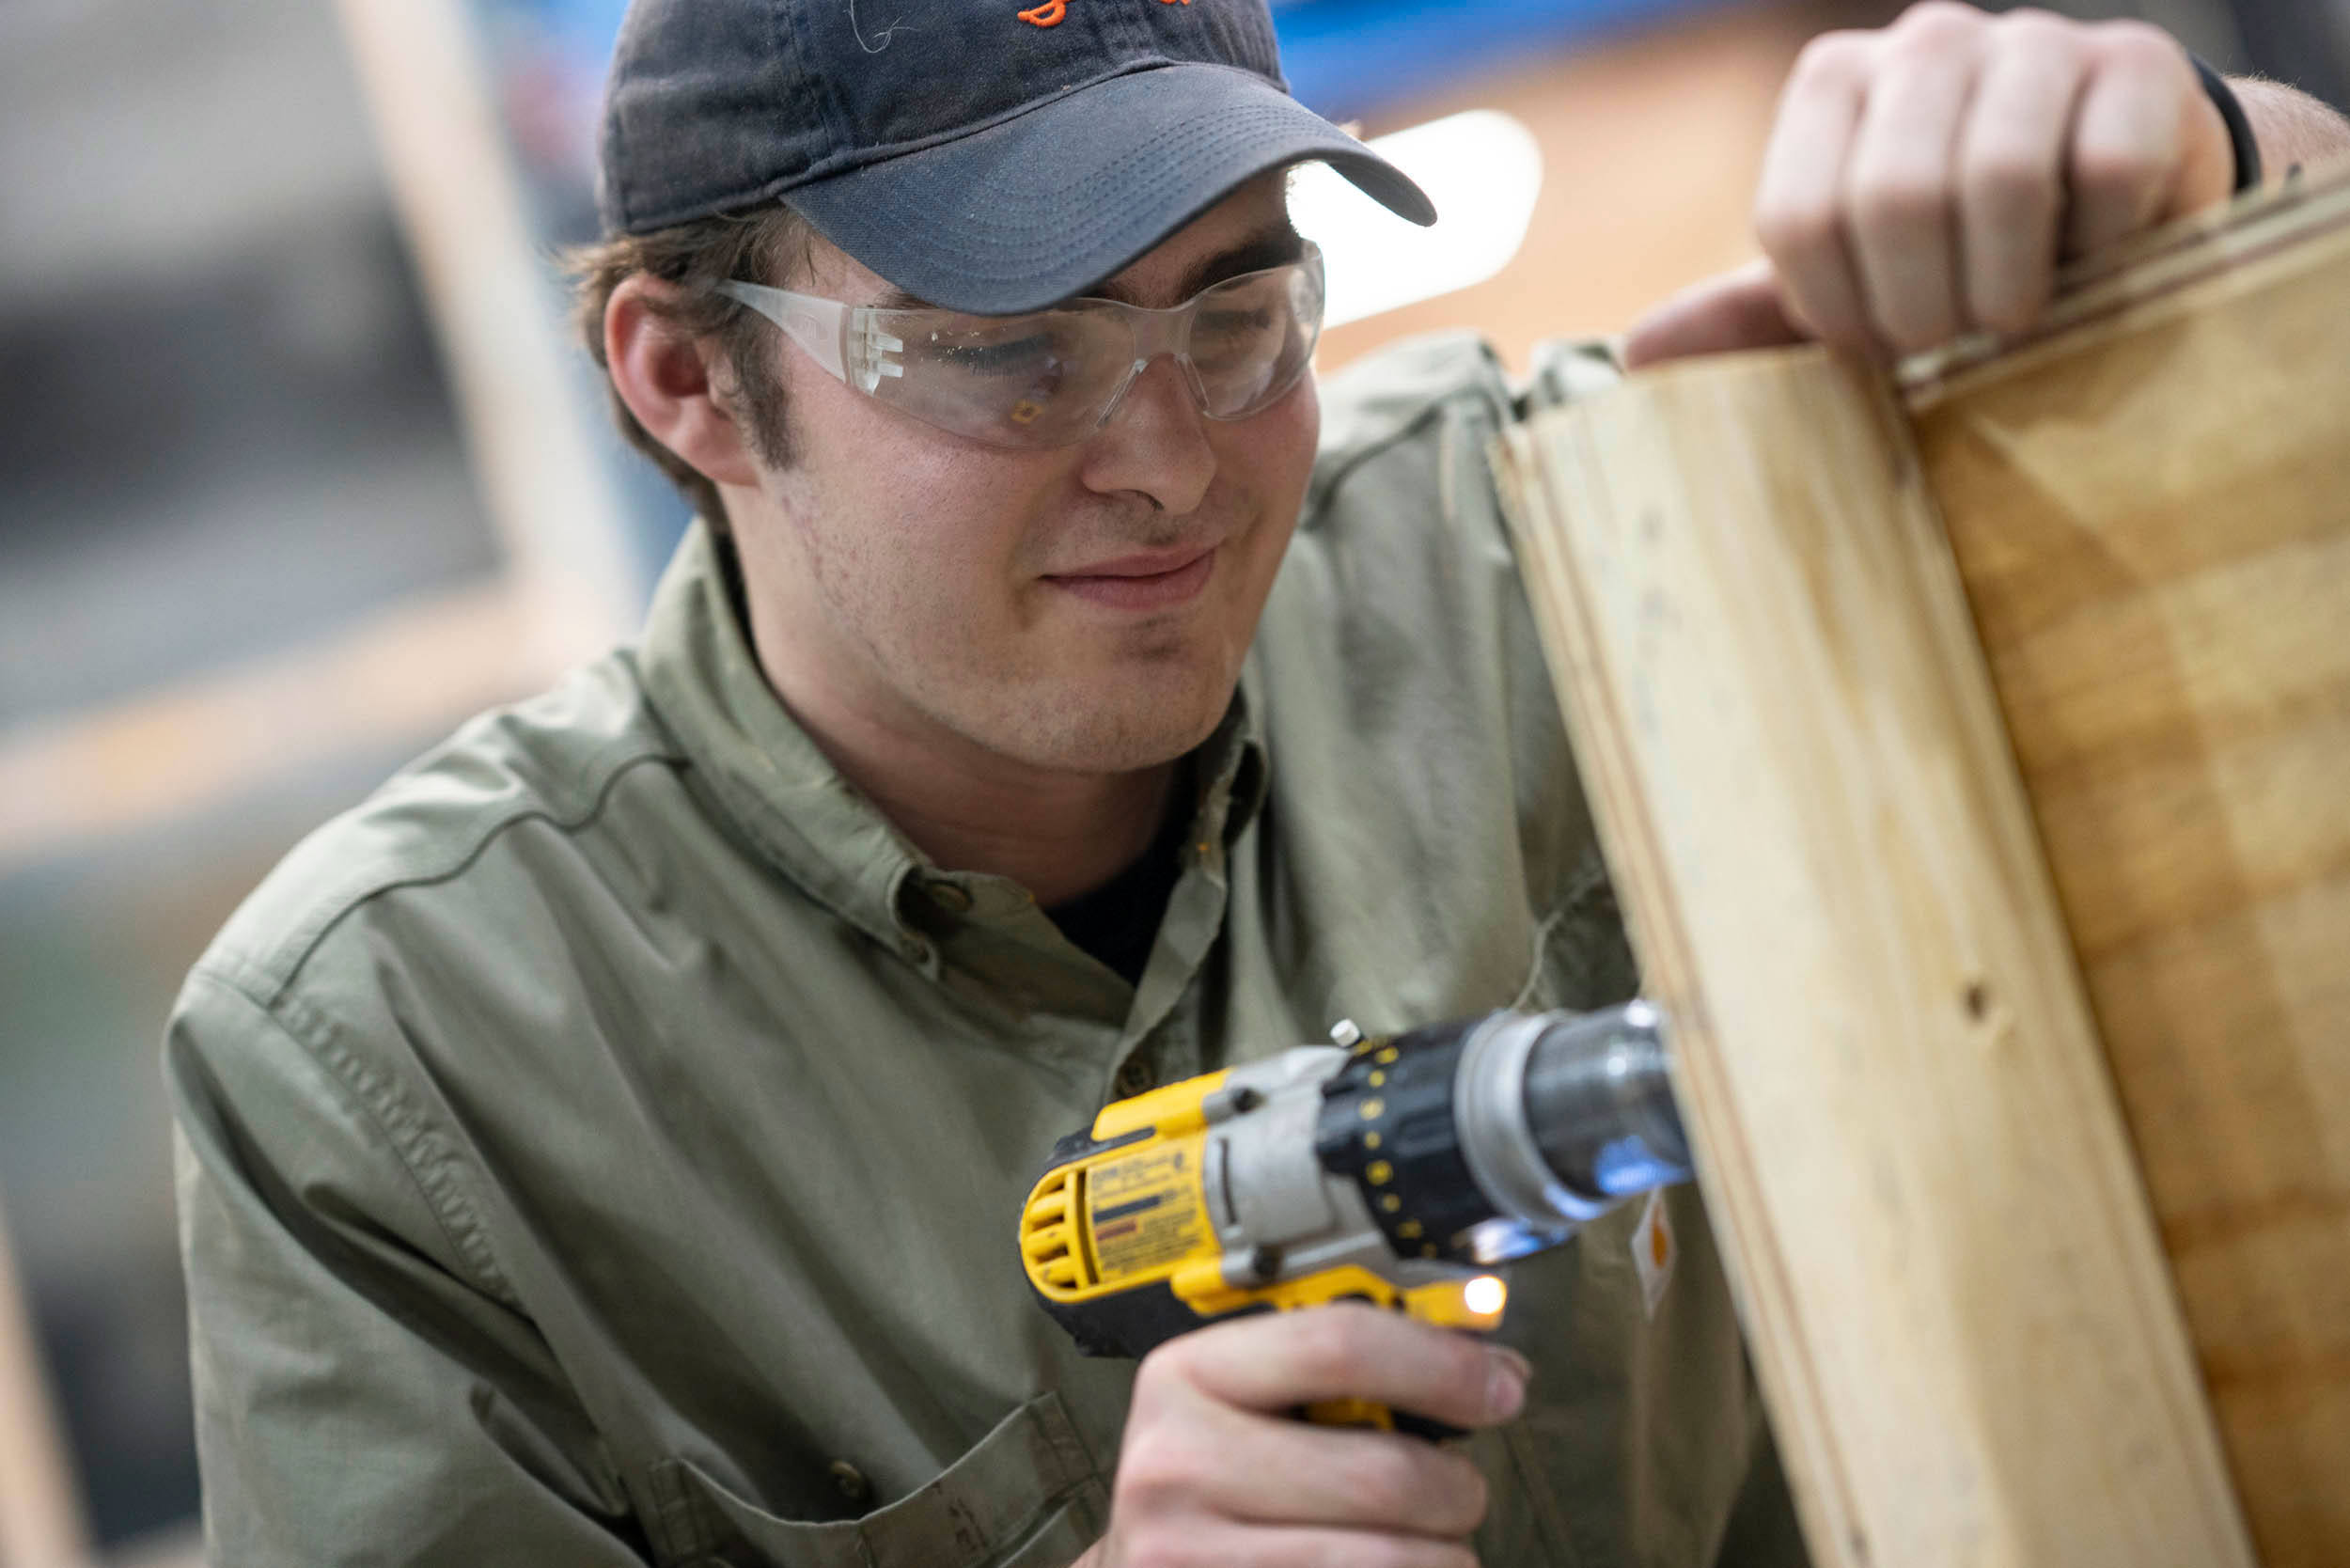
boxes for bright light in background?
[1291,109,1544,329]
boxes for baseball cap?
[597,0,1436,313]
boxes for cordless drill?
[1018,1003,1691,1429]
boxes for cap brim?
[782,62,1435,314]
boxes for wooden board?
[1494,165,2350,1567]
[1496,347,2253,1568]
[1908,167,2350,1568]
[0,1189,89,1568]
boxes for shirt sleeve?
[166,964,652,1567]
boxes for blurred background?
[0,0,2342,1560]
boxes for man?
[168,2,2345,1564]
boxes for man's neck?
[744,635,1182,909]
[833,734,1179,910]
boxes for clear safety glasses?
[717,243,1324,450]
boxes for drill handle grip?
[1302,1396,1465,1441]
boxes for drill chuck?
[1315,1002,1689,1269]
[1462,1002,1689,1255]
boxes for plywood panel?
[0,1191,89,1568]
[1910,167,2350,1567]
[1495,163,2350,1567]
[1496,351,2253,1568]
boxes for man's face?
[722,178,1318,779]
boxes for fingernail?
[1485,1348,1530,1419]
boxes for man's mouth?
[1043,546,1217,610]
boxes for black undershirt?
[1042,792,1192,987]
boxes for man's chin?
[984,670,1238,776]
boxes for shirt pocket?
[655,1391,1109,1568]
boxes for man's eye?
[936,335,1056,376]
[1195,307,1276,342]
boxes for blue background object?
[1270,0,1734,120]
[524,0,1737,128]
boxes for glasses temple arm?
[716,280,850,382]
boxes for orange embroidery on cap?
[1020,0,1187,26]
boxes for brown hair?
[565,204,815,534]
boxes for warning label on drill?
[1089,1137,1208,1284]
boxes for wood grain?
[1496,348,2254,1568]
[0,1190,89,1568]
[1910,167,2350,1568]
[1494,164,2350,1567]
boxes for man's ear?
[605,276,763,489]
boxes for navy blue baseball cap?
[597,0,1435,313]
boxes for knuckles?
[1985,7,2080,60]
[1111,1419,1214,1516]
[2084,17,2193,81]
[1882,2,1984,68]
[1890,0,1984,33]
[1127,1340,1196,1417]
[1787,28,1872,95]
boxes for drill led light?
[1465,1275,1508,1316]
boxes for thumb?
[1622,259,1811,369]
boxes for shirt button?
[1113,1056,1157,1097]
[929,882,972,914]
[898,933,931,964]
[827,1459,872,1505]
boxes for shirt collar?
[634,523,1268,954]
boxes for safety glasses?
[717,243,1324,449]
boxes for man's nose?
[1077,353,1215,515]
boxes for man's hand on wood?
[1625,1,2236,367]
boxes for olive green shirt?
[169,332,1805,1567]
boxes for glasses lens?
[835,249,1323,449]
[1189,257,1323,421]
[871,306,1129,447]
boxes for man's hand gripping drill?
[1022,1006,1690,1565]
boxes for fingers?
[1755,28,1873,352]
[1119,1399,1490,1538]
[1956,17,2085,335]
[1622,259,1810,368]
[1749,2,2230,362]
[1101,1523,1481,1568]
[2064,22,2221,255]
[1842,6,1981,353]
[1158,1302,1528,1434]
